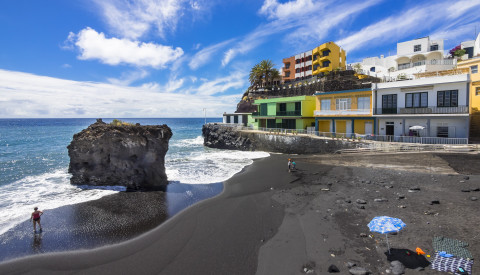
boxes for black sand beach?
[0,152,479,274]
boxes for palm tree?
[249,59,280,90]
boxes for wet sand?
[0,152,479,274]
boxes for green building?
[250,96,316,130]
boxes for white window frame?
[321,99,331,110]
[357,97,370,110]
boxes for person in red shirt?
[30,207,43,233]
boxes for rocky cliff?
[68,119,172,190]
[202,124,359,154]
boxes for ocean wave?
[0,170,122,236]
[169,136,204,148]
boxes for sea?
[0,118,270,237]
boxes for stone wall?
[68,119,172,190]
[202,124,361,154]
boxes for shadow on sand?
[385,248,430,269]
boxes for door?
[365,122,373,135]
[386,122,394,136]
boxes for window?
[313,55,318,61]
[382,94,397,114]
[430,44,439,51]
[285,72,290,77]
[476,87,480,96]
[406,92,428,108]
[296,68,300,73]
[437,126,449,138]
[279,103,286,112]
[370,67,375,72]
[322,60,330,68]
[233,116,238,123]
[322,50,330,56]
[437,90,458,107]
[313,64,319,71]
[357,97,370,110]
[260,103,268,116]
[226,116,231,123]
[295,102,301,111]
[471,65,478,74]
[285,63,290,69]
[296,59,301,64]
[414,44,421,52]
[321,99,330,110]
[336,98,351,110]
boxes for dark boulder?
[67,119,172,190]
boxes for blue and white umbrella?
[368,216,406,253]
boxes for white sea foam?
[0,169,123,236]
[170,136,204,147]
[166,149,270,184]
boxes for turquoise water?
[0,118,270,235]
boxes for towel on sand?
[431,252,473,275]
[433,236,473,259]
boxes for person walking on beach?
[288,159,292,172]
[31,207,43,233]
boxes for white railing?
[207,124,470,145]
[314,109,371,116]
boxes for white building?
[222,113,249,126]
[372,73,470,139]
[352,37,456,80]
[295,50,313,79]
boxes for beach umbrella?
[368,216,406,254]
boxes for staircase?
[469,113,480,144]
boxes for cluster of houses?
[223,34,480,144]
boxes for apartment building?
[353,37,455,80]
[314,88,374,136]
[282,42,346,82]
[372,73,470,139]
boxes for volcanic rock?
[67,119,172,190]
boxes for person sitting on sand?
[31,207,43,233]
[292,161,296,170]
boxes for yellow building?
[312,42,346,76]
[457,57,480,142]
[314,88,375,137]
[457,57,480,113]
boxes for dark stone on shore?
[328,264,340,273]
[68,119,172,190]
[359,233,368,238]
[345,199,352,203]
[409,186,420,192]
[464,176,470,180]
[397,194,405,199]
[429,200,440,205]
[471,197,478,201]
[471,188,480,192]
[356,199,367,204]
[461,189,471,192]
[347,262,357,268]
[391,260,405,275]
[357,205,365,209]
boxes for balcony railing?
[397,59,456,71]
[374,105,468,115]
[252,110,301,117]
[314,109,371,116]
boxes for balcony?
[314,109,371,116]
[252,110,302,117]
[374,105,468,115]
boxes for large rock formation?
[68,119,172,190]
[202,124,359,154]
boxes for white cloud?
[141,75,185,93]
[69,27,183,68]
[259,0,315,20]
[107,69,150,86]
[189,39,235,70]
[93,0,185,39]
[192,69,247,96]
[0,69,239,118]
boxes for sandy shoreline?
[0,152,479,274]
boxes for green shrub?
[110,119,133,126]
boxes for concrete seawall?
[202,124,364,154]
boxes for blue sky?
[1,0,479,118]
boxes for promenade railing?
[210,123,468,145]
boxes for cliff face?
[202,124,359,154]
[68,119,172,190]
